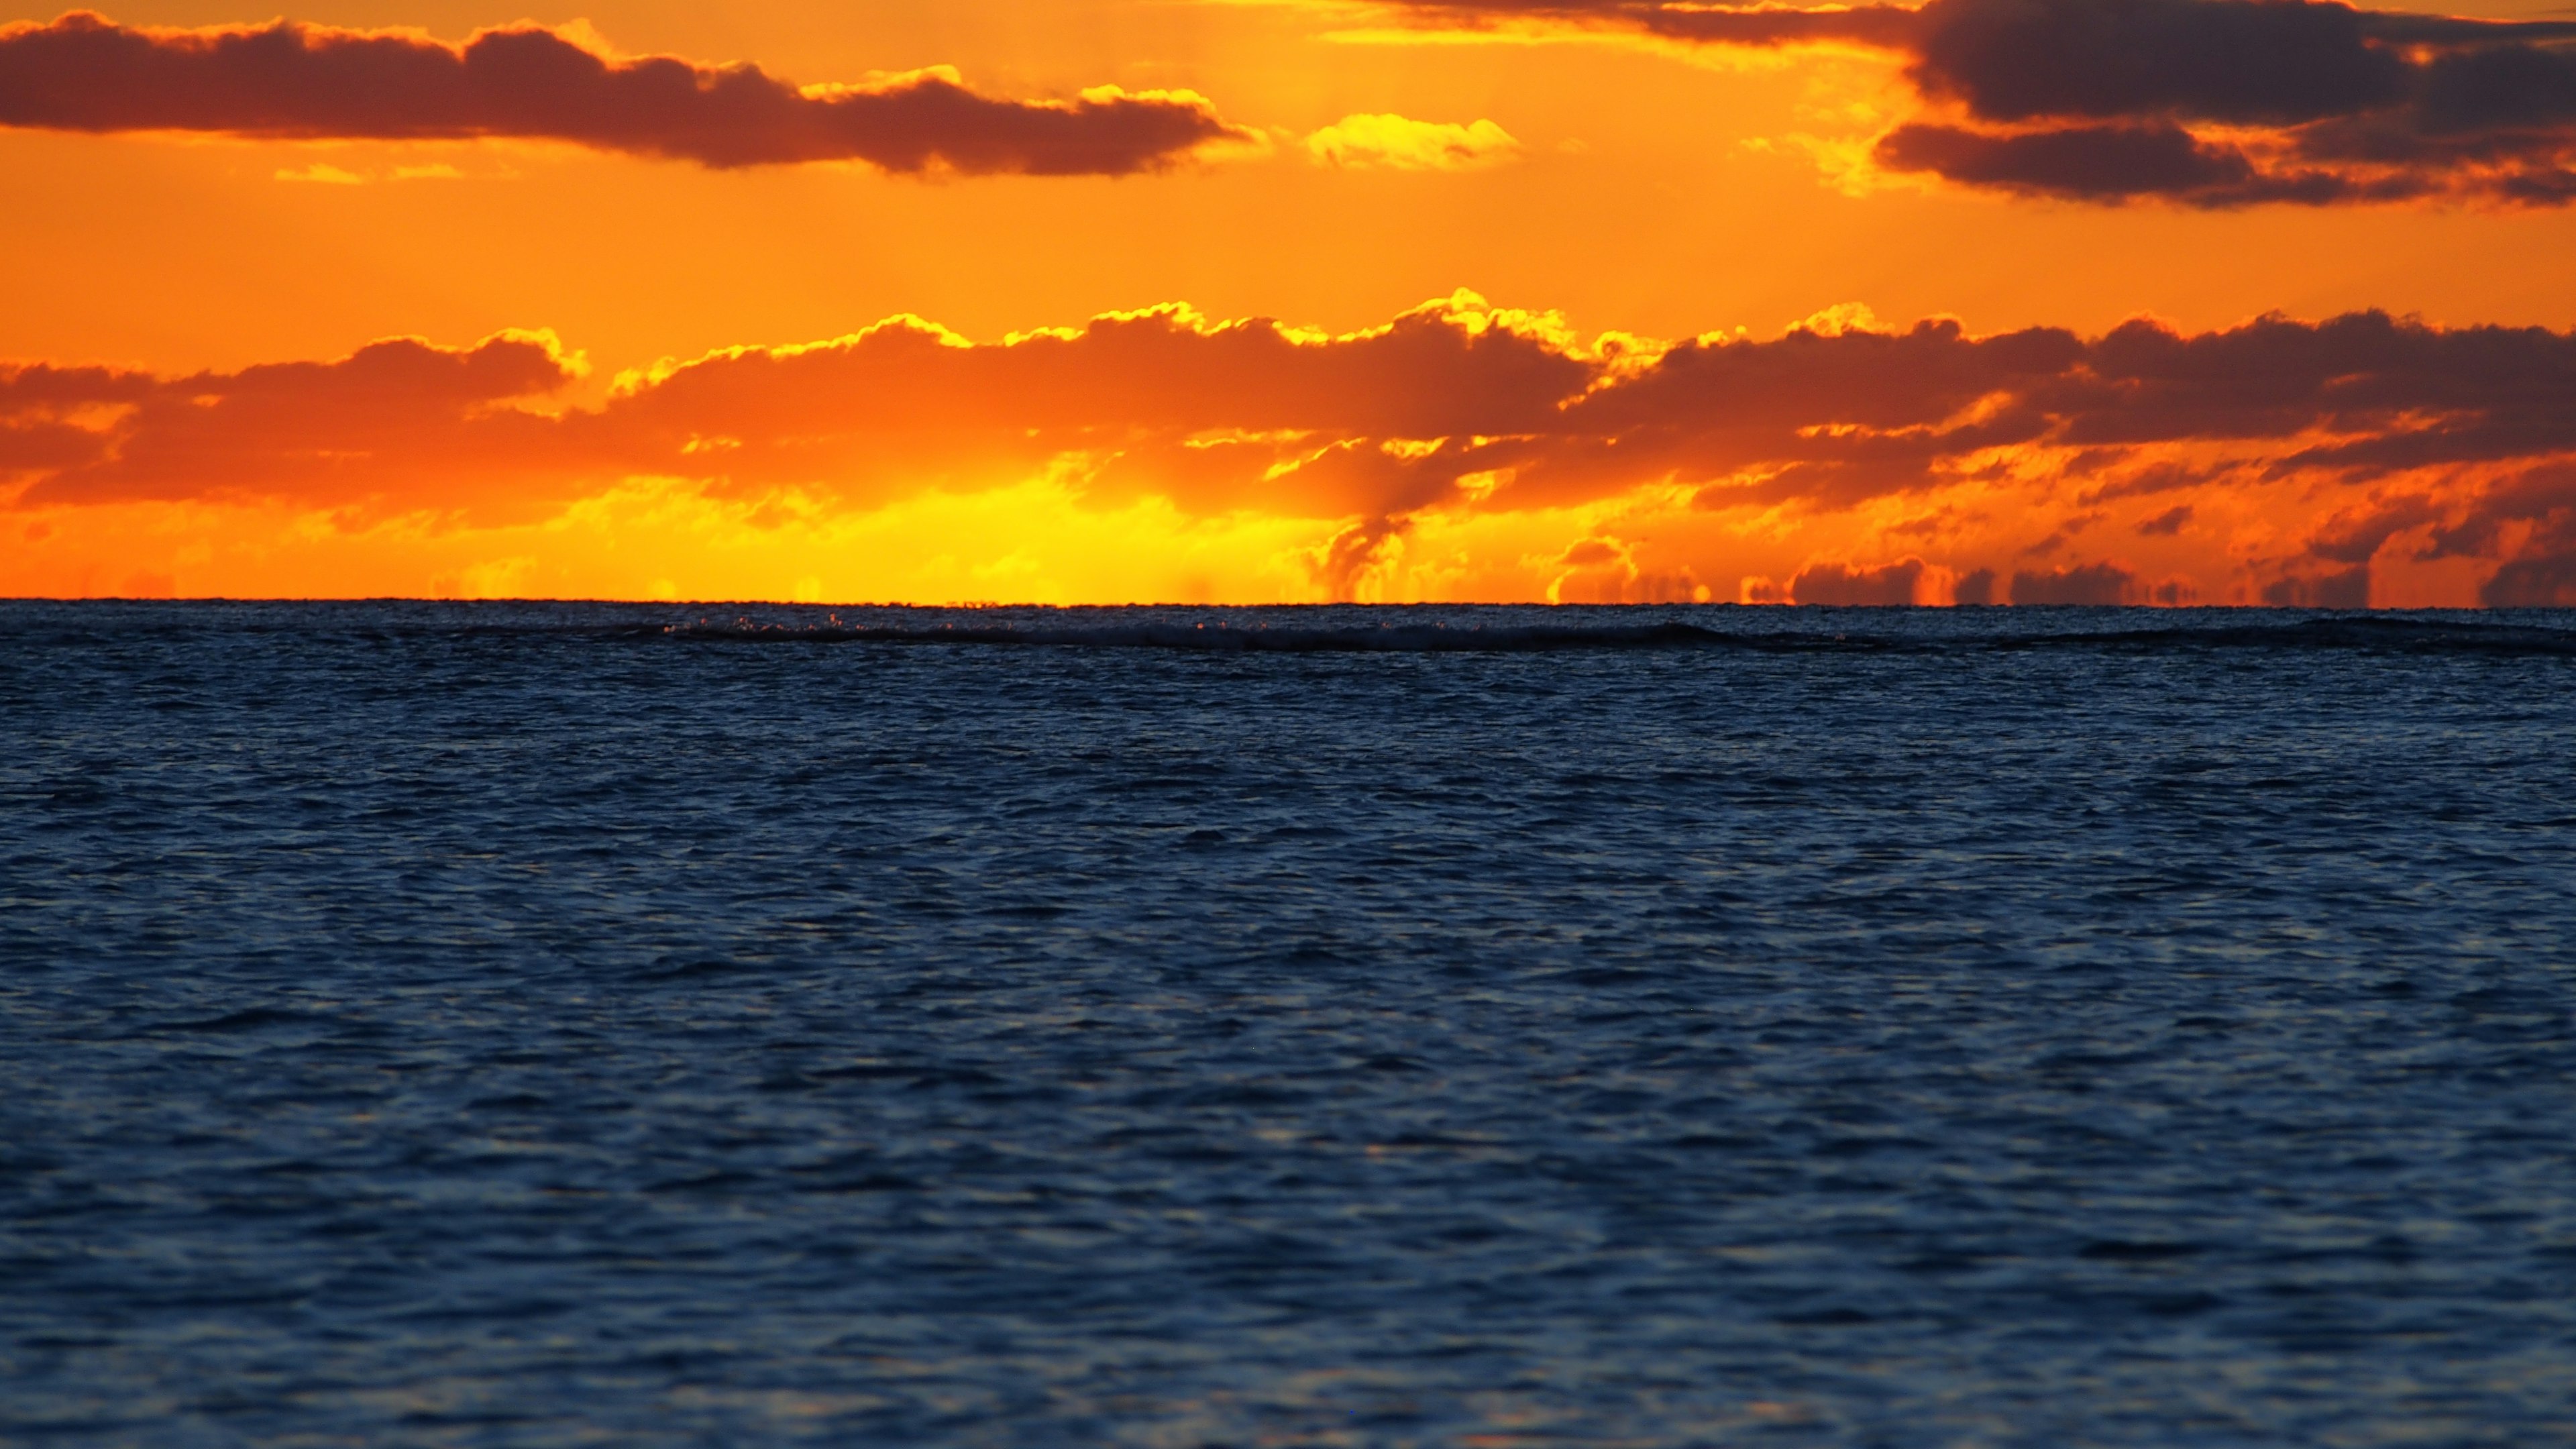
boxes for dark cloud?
[2136,504,2192,536]
[1371,0,1914,44]
[1548,316,2083,509]
[1376,0,2576,205]
[0,363,156,477]
[0,362,155,406]
[2051,311,2576,467]
[2261,564,2370,606]
[11,333,588,510]
[2420,464,2576,558]
[1874,119,2357,204]
[21,303,2576,513]
[601,301,1591,516]
[1635,3,1920,48]
[0,11,1248,174]
[0,420,112,473]
[2306,494,2445,564]
[2010,561,2137,604]
[1882,0,2576,204]
[2481,555,2576,606]
[2259,463,2576,600]
[1788,557,1926,604]
[1912,0,2381,122]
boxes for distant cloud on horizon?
[9,296,2576,605]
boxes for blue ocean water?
[3,600,2573,1448]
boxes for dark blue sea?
[5,601,2574,1448]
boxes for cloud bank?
[9,296,2576,604]
[1364,0,2576,205]
[0,11,1250,174]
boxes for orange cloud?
[0,11,1252,174]
[9,296,2576,606]
[1782,557,1944,605]
[9,331,591,514]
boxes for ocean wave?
[660,611,2576,656]
[4,602,2571,655]
[667,616,1815,653]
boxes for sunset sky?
[6,0,2576,605]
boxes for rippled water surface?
[5,601,2574,1447]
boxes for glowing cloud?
[1304,113,1523,169]
[9,297,2576,605]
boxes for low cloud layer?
[1366,0,2576,205]
[0,11,1250,174]
[9,297,2576,603]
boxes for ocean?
[3,600,2572,1446]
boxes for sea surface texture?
[4,601,2573,1448]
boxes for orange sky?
[6,0,2576,604]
